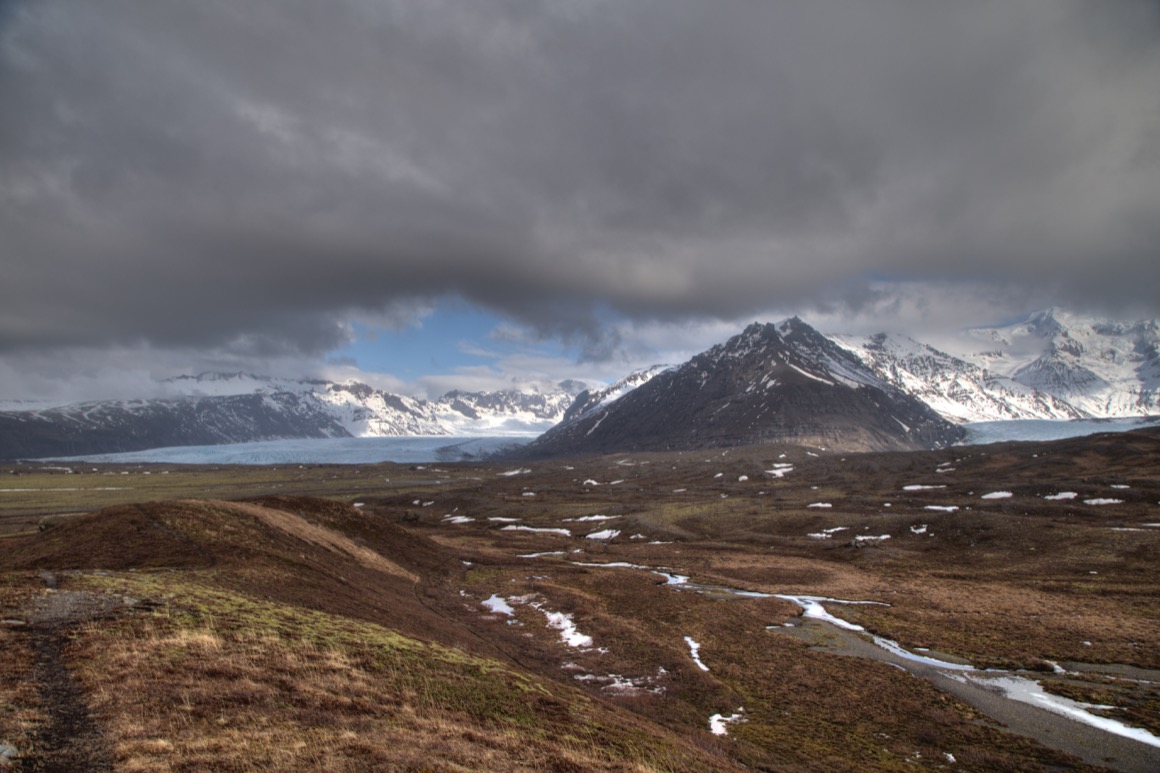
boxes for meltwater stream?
[567,560,1160,773]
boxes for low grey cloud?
[2,0,1158,366]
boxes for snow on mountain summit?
[831,332,1084,423]
[965,309,1160,416]
[836,309,1160,423]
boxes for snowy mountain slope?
[830,309,1159,423]
[831,333,1085,423]
[431,388,581,435]
[560,365,674,424]
[964,309,1160,417]
[525,320,964,457]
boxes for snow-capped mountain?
[0,377,588,459]
[835,309,1160,423]
[525,319,964,457]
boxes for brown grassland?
[1,428,1158,771]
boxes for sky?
[2,0,1159,404]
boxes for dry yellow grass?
[58,572,736,773]
[199,499,417,582]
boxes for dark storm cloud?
[2,0,1158,357]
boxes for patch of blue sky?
[330,298,574,380]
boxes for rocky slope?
[524,319,965,457]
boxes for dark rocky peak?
[331,381,376,400]
[555,379,592,396]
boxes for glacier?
[960,416,1160,446]
[46,436,529,465]
[42,416,1160,465]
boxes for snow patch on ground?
[924,506,960,512]
[981,491,1013,499]
[1084,498,1124,505]
[574,672,666,696]
[534,605,593,648]
[481,594,515,616]
[807,526,848,539]
[709,710,746,736]
[442,514,475,524]
[684,636,709,671]
[585,529,621,541]
[1044,492,1077,500]
[501,525,571,536]
[904,484,946,491]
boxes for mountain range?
[1,309,1156,459]
[0,376,584,460]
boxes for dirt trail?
[27,629,112,772]
[17,573,115,772]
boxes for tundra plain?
[1,429,1159,771]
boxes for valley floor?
[2,428,1159,771]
